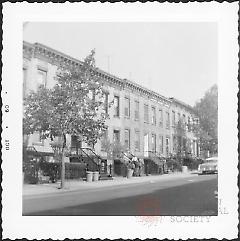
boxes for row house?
[23,41,199,174]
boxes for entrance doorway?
[71,135,82,155]
[144,133,149,157]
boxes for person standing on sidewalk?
[132,156,138,176]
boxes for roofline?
[23,41,178,105]
[169,97,195,113]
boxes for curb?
[23,172,195,197]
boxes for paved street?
[23,174,217,216]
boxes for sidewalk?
[23,171,196,197]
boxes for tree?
[23,50,109,188]
[174,118,187,157]
[193,84,218,156]
[101,138,126,160]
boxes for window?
[101,129,108,151]
[32,131,44,145]
[134,130,140,151]
[124,97,130,118]
[188,117,191,132]
[177,136,182,153]
[159,109,163,127]
[71,135,82,154]
[134,100,140,120]
[172,135,177,153]
[166,112,170,129]
[182,137,187,152]
[113,130,120,143]
[88,90,93,100]
[196,118,199,125]
[172,111,175,127]
[183,114,186,130]
[144,104,149,123]
[103,92,109,114]
[88,89,96,101]
[23,68,27,96]
[166,137,170,156]
[178,113,181,123]
[159,135,163,154]
[151,134,156,152]
[37,69,47,88]
[193,140,196,155]
[151,106,156,125]
[183,114,186,123]
[113,95,120,117]
[71,135,80,148]
[124,129,130,150]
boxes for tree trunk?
[60,134,66,189]
[60,151,65,189]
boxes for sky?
[23,22,217,106]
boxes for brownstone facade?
[23,41,199,165]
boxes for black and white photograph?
[22,21,218,216]
[2,2,238,240]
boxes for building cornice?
[169,97,196,114]
[23,41,172,106]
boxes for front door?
[71,135,82,155]
[144,133,149,157]
[166,137,170,157]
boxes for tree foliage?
[23,50,110,188]
[174,119,186,155]
[23,49,109,148]
[193,84,218,155]
[101,138,126,160]
[174,118,192,157]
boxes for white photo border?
[2,2,239,239]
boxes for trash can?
[127,169,134,178]
[86,171,93,182]
[93,171,99,181]
[182,166,188,173]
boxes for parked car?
[198,156,218,175]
